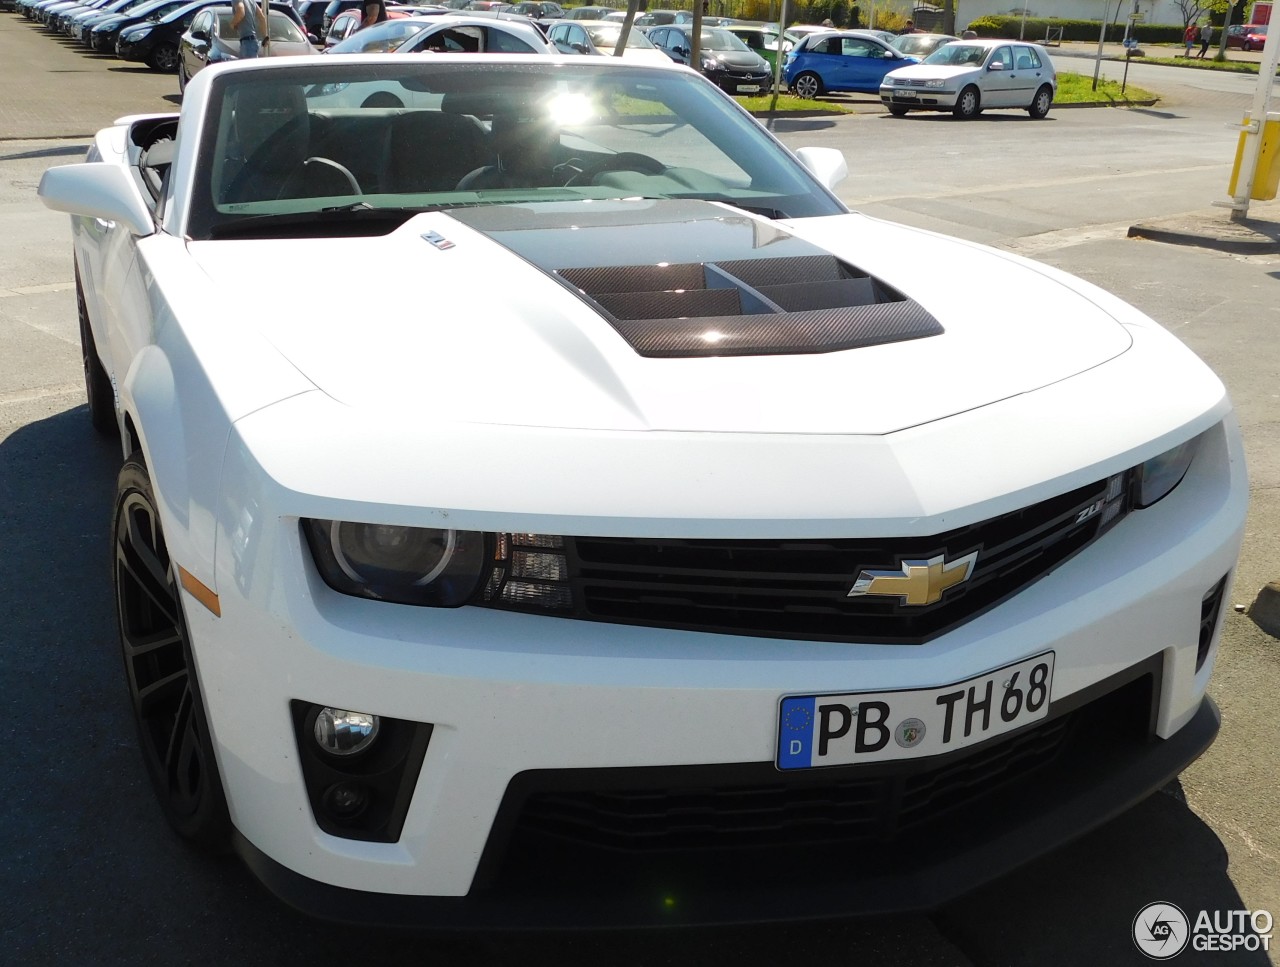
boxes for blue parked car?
[783,29,917,97]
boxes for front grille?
[1197,576,1228,670]
[484,474,1131,644]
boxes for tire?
[887,104,909,117]
[1028,84,1052,119]
[178,61,187,94]
[953,85,981,119]
[791,71,824,99]
[114,456,231,851]
[76,263,118,438]
[148,42,179,72]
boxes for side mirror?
[190,26,208,40]
[572,41,587,52]
[38,162,155,238]
[308,31,319,43]
[987,60,1005,70]
[793,146,848,191]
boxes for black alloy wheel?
[114,457,230,850]
[76,262,117,438]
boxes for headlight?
[701,56,720,69]
[925,78,945,88]
[123,25,150,39]
[303,519,489,606]
[1136,434,1202,507]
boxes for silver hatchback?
[880,38,1056,119]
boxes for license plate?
[895,90,918,99]
[737,84,761,93]
[776,652,1055,769]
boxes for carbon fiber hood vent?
[448,200,943,358]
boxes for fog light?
[322,781,371,820]
[314,707,380,756]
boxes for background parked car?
[508,0,560,19]
[1225,23,1267,50]
[562,3,611,18]
[547,18,669,63]
[327,13,550,53]
[724,22,780,69]
[66,0,151,41]
[178,6,314,88]
[646,24,772,94]
[784,29,917,97]
[87,0,212,51]
[116,0,215,69]
[891,31,957,58]
[880,38,1056,119]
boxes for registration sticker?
[777,652,1055,769]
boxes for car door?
[1007,44,1049,106]
[838,36,899,92]
[980,44,1016,106]
[182,8,212,75]
[798,35,843,89]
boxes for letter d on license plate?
[776,653,1054,769]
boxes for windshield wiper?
[208,205,418,240]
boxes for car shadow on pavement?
[758,118,840,134]
[934,782,1270,964]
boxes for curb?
[1126,221,1280,255]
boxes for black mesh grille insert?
[484,475,1131,645]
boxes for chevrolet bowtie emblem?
[847,551,979,606]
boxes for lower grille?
[474,665,1159,897]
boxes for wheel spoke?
[116,543,180,630]
[136,666,188,717]
[122,625,183,661]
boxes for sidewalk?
[1053,37,1269,65]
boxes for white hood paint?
[187,208,1131,436]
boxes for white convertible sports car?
[41,55,1246,926]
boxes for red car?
[1225,23,1267,51]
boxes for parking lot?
[1,11,1277,965]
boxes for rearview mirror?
[190,26,208,40]
[988,61,1005,70]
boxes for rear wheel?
[178,60,188,94]
[791,71,824,99]
[953,85,981,119]
[114,456,231,850]
[1028,84,1053,119]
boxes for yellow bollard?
[1229,112,1280,201]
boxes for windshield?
[698,28,750,52]
[328,18,431,52]
[922,43,988,66]
[187,60,843,240]
[585,24,656,49]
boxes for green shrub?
[963,14,1185,44]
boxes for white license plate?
[895,90,918,99]
[736,84,761,93]
[776,652,1055,769]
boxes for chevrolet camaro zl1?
[39,54,1247,927]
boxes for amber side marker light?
[177,565,221,617]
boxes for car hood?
[707,48,767,69]
[886,63,979,82]
[186,200,1132,435]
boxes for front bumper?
[177,409,1245,926]
[235,678,1218,927]
[880,85,959,109]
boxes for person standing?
[1182,22,1196,57]
[232,0,267,57]
[362,0,387,29]
[1198,22,1212,58]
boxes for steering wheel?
[224,117,363,201]
[302,156,362,196]
[564,152,666,186]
